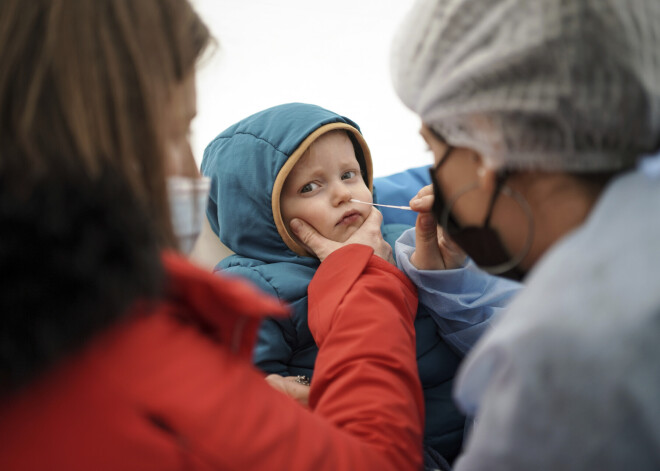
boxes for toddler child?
[201,103,517,465]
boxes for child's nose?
[331,182,352,206]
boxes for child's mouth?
[337,211,360,226]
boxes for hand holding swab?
[350,198,413,211]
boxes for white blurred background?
[189,0,430,178]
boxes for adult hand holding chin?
[290,209,394,263]
[409,184,466,270]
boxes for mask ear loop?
[440,178,535,275]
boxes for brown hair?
[0,0,211,246]
[0,0,212,392]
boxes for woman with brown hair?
[0,1,424,469]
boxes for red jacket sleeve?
[308,244,424,470]
[154,246,423,471]
[162,245,423,471]
[0,249,423,471]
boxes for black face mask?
[428,152,525,281]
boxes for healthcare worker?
[288,0,660,469]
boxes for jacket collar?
[161,251,289,357]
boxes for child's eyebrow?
[296,166,326,181]
[334,156,360,169]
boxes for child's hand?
[409,185,466,270]
[290,210,394,263]
[265,374,310,408]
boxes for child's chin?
[336,226,361,243]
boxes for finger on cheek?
[290,218,302,235]
[368,208,382,224]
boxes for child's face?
[281,131,372,244]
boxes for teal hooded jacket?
[201,103,464,462]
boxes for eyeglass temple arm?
[483,170,511,227]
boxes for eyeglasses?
[427,146,523,278]
[427,146,511,231]
[427,145,459,232]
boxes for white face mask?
[167,176,211,255]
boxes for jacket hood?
[201,103,373,263]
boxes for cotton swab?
[350,198,413,211]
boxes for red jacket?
[0,246,423,470]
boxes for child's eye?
[300,182,320,194]
[341,170,357,180]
